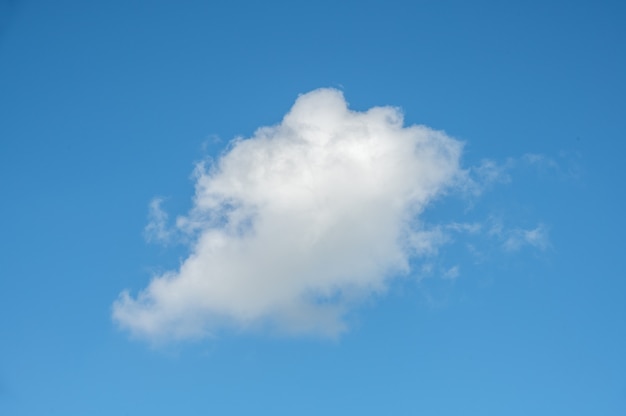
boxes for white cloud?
[112,88,471,341]
[484,216,550,252]
[461,158,513,197]
[523,152,583,181]
[503,224,550,252]
[144,198,172,244]
[442,265,460,280]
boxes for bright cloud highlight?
[113,88,470,340]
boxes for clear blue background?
[1,0,624,414]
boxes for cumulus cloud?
[113,88,472,340]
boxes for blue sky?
[1,0,625,414]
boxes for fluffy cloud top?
[112,88,466,340]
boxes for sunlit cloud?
[113,88,545,341]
